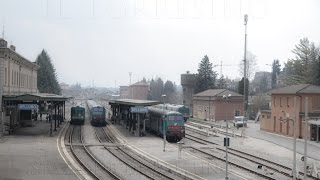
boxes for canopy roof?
[109,99,160,106]
[3,93,70,102]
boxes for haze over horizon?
[1,0,320,87]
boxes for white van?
[233,116,247,128]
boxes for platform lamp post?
[162,94,167,152]
[223,94,232,180]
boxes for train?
[146,107,185,142]
[153,104,190,122]
[87,100,107,126]
[70,103,85,125]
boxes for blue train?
[87,100,107,126]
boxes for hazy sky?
[1,0,320,87]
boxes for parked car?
[233,116,247,128]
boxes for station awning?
[309,120,320,125]
[3,93,70,102]
[109,99,160,106]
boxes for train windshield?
[168,115,184,121]
[72,108,84,116]
[92,107,105,115]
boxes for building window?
[287,97,290,107]
[280,97,282,107]
[262,115,265,118]
[267,115,270,119]
[4,68,7,85]
[183,87,186,92]
[273,97,276,107]
[12,70,14,85]
[312,96,320,109]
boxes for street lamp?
[243,14,248,119]
[162,94,167,152]
[223,94,232,180]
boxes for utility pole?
[243,14,248,117]
[304,97,308,179]
[293,96,297,179]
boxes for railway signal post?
[223,94,232,180]
[162,94,167,152]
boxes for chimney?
[10,45,16,51]
[0,38,7,48]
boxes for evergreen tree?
[283,38,320,85]
[36,50,61,94]
[317,56,320,85]
[195,55,217,93]
[271,59,281,88]
[217,75,227,89]
[149,78,164,101]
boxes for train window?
[168,115,183,121]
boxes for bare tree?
[239,51,258,80]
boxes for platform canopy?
[109,99,160,106]
[309,120,320,125]
[3,93,70,102]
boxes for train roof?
[147,106,182,116]
[87,100,104,108]
[109,99,160,106]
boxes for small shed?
[192,89,244,121]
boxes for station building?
[0,38,67,135]
[260,84,320,142]
[192,89,244,121]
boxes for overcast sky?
[1,0,320,87]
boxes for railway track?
[188,147,277,180]
[95,126,193,180]
[185,124,318,179]
[68,125,121,180]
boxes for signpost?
[18,104,38,110]
[130,106,148,136]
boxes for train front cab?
[165,113,185,142]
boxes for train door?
[318,126,320,142]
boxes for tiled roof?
[193,89,243,97]
[271,84,320,94]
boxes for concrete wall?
[260,111,273,131]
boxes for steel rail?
[96,127,177,180]
[189,147,276,180]
[69,125,101,180]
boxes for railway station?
[109,99,159,136]
[2,93,69,136]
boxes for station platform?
[0,120,77,180]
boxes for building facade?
[192,89,244,121]
[0,38,39,135]
[0,38,39,96]
[260,84,320,142]
[129,81,148,100]
[181,72,196,113]
[120,86,129,99]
